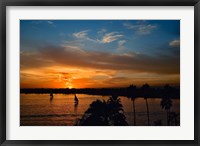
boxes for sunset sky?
[20,20,180,88]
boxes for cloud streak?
[72,30,123,44]
[31,20,56,27]
[47,21,54,24]
[73,30,90,39]
[123,22,157,35]
[21,45,180,75]
[20,20,180,88]
[99,32,124,43]
[169,40,180,48]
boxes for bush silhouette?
[160,85,173,125]
[75,95,128,126]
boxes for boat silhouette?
[74,94,79,104]
[50,93,54,101]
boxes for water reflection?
[20,94,180,126]
[131,98,136,126]
[74,102,78,114]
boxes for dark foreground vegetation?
[75,94,180,126]
[75,95,128,126]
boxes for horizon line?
[20,85,180,89]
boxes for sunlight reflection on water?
[20,94,180,126]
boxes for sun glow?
[20,20,180,89]
[20,66,180,88]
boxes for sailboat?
[74,94,79,104]
[50,92,54,101]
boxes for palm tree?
[75,99,108,126]
[107,95,128,126]
[76,95,128,126]
[141,84,151,126]
[131,98,136,126]
[160,85,173,125]
[145,97,150,126]
[128,85,137,126]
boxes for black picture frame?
[0,0,199,145]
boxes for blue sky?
[21,20,180,54]
[20,20,180,88]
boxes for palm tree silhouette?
[107,95,128,126]
[131,98,136,126]
[160,97,172,125]
[75,95,128,126]
[141,84,151,126]
[160,85,173,125]
[75,99,107,126]
[128,85,137,126]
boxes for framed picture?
[0,0,199,145]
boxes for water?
[20,94,180,126]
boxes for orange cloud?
[20,45,180,88]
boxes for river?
[20,94,180,126]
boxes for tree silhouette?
[160,85,173,125]
[168,112,180,126]
[131,98,136,126]
[141,84,151,126]
[76,99,108,126]
[127,85,137,126]
[75,95,128,126]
